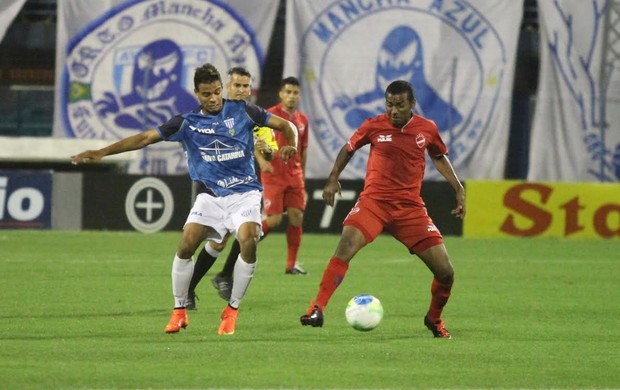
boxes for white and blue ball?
[345,294,384,331]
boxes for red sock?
[261,220,270,237]
[426,277,453,322]
[315,256,349,310]
[286,226,302,269]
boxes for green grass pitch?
[1,230,618,389]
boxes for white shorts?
[184,190,262,243]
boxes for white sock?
[229,255,256,309]
[171,255,194,308]
[205,243,221,258]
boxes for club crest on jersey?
[300,0,507,179]
[62,0,262,174]
[224,118,235,130]
[416,134,426,148]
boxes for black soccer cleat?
[424,315,452,338]
[211,273,232,301]
[285,266,308,275]
[186,291,198,311]
[300,305,324,327]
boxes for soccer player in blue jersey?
[186,66,278,310]
[71,63,298,336]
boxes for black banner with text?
[82,174,193,233]
[80,175,462,236]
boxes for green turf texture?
[1,231,618,389]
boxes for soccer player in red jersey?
[260,76,310,274]
[300,80,465,338]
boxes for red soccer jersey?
[261,103,309,186]
[347,113,447,205]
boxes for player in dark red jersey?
[299,80,465,338]
[257,76,309,274]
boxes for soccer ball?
[345,294,384,331]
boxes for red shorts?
[343,196,443,254]
[262,181,306,215]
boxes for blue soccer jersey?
[157,99,272,196]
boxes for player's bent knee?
[176,245,196,260]
[266,214,284,228]
[334,232,366,260]
[434,267,454,284]
[236,234,258,263]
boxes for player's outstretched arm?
[431,154,465,218]
[71,129,162,165]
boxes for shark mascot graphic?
[295,0,517,180]
[62,0,265,174]
[95,39,196,131]
[332,25,462,133]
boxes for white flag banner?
[284,0,522,179]
[53,0,280,174]
[528,0,620,182]
[0,0,26,43]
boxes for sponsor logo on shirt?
[189,125,215,134]
[199,140,246,162]
[217,176,255,189]
[377,134,392,143]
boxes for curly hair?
[194,63,222,90]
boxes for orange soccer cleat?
[217,305,238,335]
[164,308,189,334]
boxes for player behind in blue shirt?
[71,63,298,336]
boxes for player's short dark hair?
[228,66,252,79]
[280,76,300,89]
[194,63,222,90]
[385,80,416,103]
